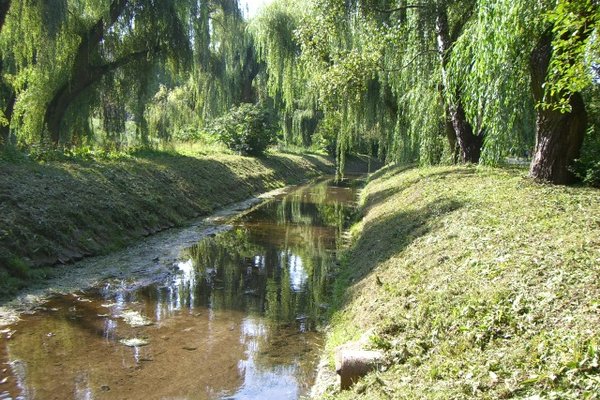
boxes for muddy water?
[0,178,359,400]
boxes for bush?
[209,103,277,156]
[313,110,341,156]
[573,128,600,187]
[573,88,600,187]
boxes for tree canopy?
[0,0,598,184]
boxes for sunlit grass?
[322,165,600,399]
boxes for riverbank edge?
[0,184,300,327]
[312,164,600,399]
[0,150,372,296]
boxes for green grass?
[0,148,342,297]
[320,165,600,399]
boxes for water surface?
[0,178,359,400]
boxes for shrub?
[573,87,600,187]
[573,129,600,187]
[209,103,277,156]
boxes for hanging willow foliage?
[447,0,544,164]
[249,0,321,147]
[0,0,257,149]
[249,0,302,109]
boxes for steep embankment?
[319,165,600,399]
[0,151,342,294]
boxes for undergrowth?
[321,165,600,399]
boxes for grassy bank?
[0,149,346,295]
[320,165,600,399]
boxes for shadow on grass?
[329,195,464,316]
[363,167,476,211]
[257,153,334,180]
[299,154,336,175]
[366,163,416,183]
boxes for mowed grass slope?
[323,165,600,399]
[0,150,337,295]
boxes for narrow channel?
[0,177,360,400]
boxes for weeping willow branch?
[379,49,437,72]
[98,47,160,75]
[44,0,130,144]
[0,0,10,32]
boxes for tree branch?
[379,49,438,72]
[95,46,161,76]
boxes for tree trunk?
[446,102,483,163]
[435,1,482,163]
[240,46,259,103]
[529,31,587,184]
[45,75,94,144]
[194,0,211,73]
[44,0,128,145]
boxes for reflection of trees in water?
[164,180,356,328]
[2,180,358,400]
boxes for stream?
[0,177,360,400]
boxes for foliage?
[0,0,598,181]
[572,85,600,187]
[146,84,197,144]
[209,103,278,156]
[545,0,600,112]
[573,139,600,187]
[249,0,600,182]
[0,0,256,151]
[448,0,541,164]
[313,110,342,156]
[249,0,302,109]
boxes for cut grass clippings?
[319,165,600,399]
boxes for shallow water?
[0,177,359,400]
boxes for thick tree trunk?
[446,102,483,163]
[435,1,482,163]
[240,46,259,103]
[45,74,96,144]
[529,32,587,184]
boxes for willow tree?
[449,0,599,183]
[0,0,69,146]
[292,0,485,165]
[1,0,211,148]
[0,0,12,145]
[40,0,195,146]
[530,0,599,183]
[250,0,322,147]
[137,0,262,145]
[193,0,260,117]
